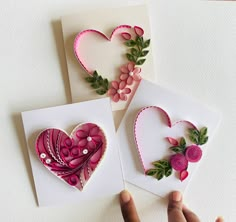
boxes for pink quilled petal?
[123,88,131,94]
[92,135,102,142]
[134,26,144,36]
[81,124,90,133]
[120,93,127,101]
[111,81,119,90]
[127,62,135,72]
[133,74,141,81]
[180,170,189,182]
[78,139,87,147]
[133,67,141,75]
[120,73,129,81]
[89,126,99,136]
[88,141,96,149]
[76,130,87,139]
[166,137,179,146]
[112,93,120,102]
[107,88,117,96]
[120,66,129,74]
[121,32,131,40]
[127,76,133,85]
[119,80,126,90]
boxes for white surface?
[21,98,124,206]
[0,0,236,221]
[118,80,221,197]
[62,5,155,111]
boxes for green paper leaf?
[125,40,136,47]
[165,168,172,177]
[140,50,149,57]
[91,83,100,89]
[189,128,200,136]
[93,71,98,78]
[200,127,208,137]
[131,48,139,56]
[170,146,184,153]
[189,134,198,144]
[146,169,157,176]
[85,77,95,83]
[143,39,150,48]
[136,59,146,65]
[126,53,136,62]
[156,171,164,180]
[96,89,107,95]
[199,136,208,145]
[136,36,143,46]
[180,137,186,148]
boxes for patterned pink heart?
[35,123,107,190]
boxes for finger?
[119,190,140,222]
[215,216,224,222]
[182,205,200,222]
[167,191,187,222]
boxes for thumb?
[168,191,187,222]
[119,190,140,222]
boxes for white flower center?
[117,89,122,94]
[83,149,88,155]
[40,153,46,159]
[87,136,92,142]
[129,71,134,76]
[45,159,51,164]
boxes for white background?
[0,0,235,221]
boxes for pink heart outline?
[35,123,107,191]
[134,106,197,174]
[73,24,132,74]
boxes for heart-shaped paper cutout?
[134,106,196,174]
[74,25,132,75]
[35,123,106,190]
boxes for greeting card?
[61,5,155,111]
[21,98,124,206]
[117,80,221,197]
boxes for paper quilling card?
[22,98,124,206]
[61,5,155,111]
[117,80,221,197]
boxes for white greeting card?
[61,5,155,111]
[117,80,221,197]
[21,98,124,206]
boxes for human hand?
[119,190,224,222]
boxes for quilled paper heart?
[35,123,107,190]
[134,106,208,181]
[73,25,151,103]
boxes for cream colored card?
[61,5,155,112]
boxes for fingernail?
[172,191,182,202]
[120,190,131,204]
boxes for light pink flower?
[107,80,131,102]
[76,123,102,149]
[120,62,141,85]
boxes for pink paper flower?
[134,26,144,36]
[120,62,141,85]
[76,123,102,149]
[107,80,131,102]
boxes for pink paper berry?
[170,154,188,171]
[185,145,202,162]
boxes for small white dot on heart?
[87,136,92,142]
[129,71,134,76]
[46,159,51,164]
[117,89,122,94]
[83,149,88,155]
[40,153,46,159]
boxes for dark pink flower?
[76,123,102,149]
[120,62,141,85]
[170,154,188,172]
[185,145,202,162]
[107,80,131,102]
